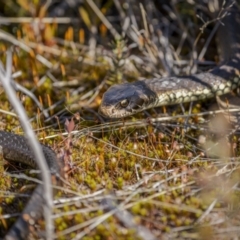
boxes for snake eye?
[120,99,129,108]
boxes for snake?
[0,0,239,239]
[1,131,62,240]
[99,1,240,119]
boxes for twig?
[0,49,53,240]
[0,29,52,68]
[102,196,157,240]
[0,17,80,24]
[86,0,121,39]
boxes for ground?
[0,0,240,239]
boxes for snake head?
[99,81,157,118]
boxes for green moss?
[116,177,124,189]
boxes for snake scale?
[1,0,240,239]
[99,0,240,118]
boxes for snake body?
[99,1,240,118]
[1,131,62,239]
